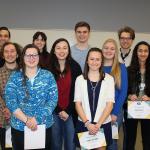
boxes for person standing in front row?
[0,42,21,150]
[124,41,150,150]
[102,39,128,150]
[49,38,82,150]
[71,21,91,71]
[5,44,58,150]
[74,48,115,150]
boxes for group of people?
[0,21,150,150]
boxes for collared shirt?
[0,65,15,127]
[118,48,133,67]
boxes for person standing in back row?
[118,26,135,67]
[71,21,91,71]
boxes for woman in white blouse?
[74,47,115,150]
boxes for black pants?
[124,117,150,150]
[11,127,51,150]
[0,128,12,150]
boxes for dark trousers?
[0,128,12,150]
[11,127,51,150]
[124,118,150,150]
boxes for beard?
[5,60,16,64]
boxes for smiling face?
[87,51,102,72]
[33,35,46,52]
[75,26,90,43]
[24,48,39,69]
[102,41,116,61]
[137,44,149,64]
[54,41,69,61]
[119,32,133,50]
[3,44,18,64]
[0,30,10,47]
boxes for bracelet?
[25,117,29,124]
[84,120,90,127]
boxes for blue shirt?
[71,44,90,71]
[103,63,128,116]
[5,68,58,131]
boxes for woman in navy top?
[5,44,58,150]
[102,39,128,150]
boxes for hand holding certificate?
[128,100,150,119]
[112,122,119,139]
[78,128,106,149]
[24,124,46,150]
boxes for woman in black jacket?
[125,41,150,150]
[49,38,82,150]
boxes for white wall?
[10,29,150,52]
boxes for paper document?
[24,124,46,150]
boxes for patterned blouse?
[5,68,58,131]
[0,65,15,128]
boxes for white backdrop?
[10,29,150,52]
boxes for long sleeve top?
[103,63,128,116]
[5,68,58,131]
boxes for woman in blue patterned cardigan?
[5,44,58,150]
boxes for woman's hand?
[141,95,150,101]
[130,94,138,101]
[59,111,69,121]
[87,123,99,135]
[111,114,117,123]
[26,117,38,131]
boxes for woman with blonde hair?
[102,39,128,150]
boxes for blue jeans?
[51,114,75,150]
[107,111,124,150]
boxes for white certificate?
[5,127,12,148]
[24,124,46,150]
[128,101,150,119]
[78,128,106,149]
[112,122,119,139]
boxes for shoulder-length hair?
[49,38,72,80]
[1,42,22,69]
[32,31,48,55]
[102,38,121,89]
[83,47,104,80]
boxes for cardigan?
[5,68,58,131]
[74,73,115,124]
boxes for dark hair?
[49,38,72,80]
[21,44,40,100]
[118,26,135,40]
[83,47,104,80]
[74,21,90,32]
[130,41,150,95]
[32,31,47,55]
[0,26,11,38]
[1,42,22,68]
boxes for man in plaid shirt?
[0,42,21,150]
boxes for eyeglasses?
[24,54,39,59]
[120,37,132,41]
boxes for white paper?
[78,128,106,149]
[5,127,12,148]
[128,101,150,119]
[112,122,119,139]
[24,124,46,150]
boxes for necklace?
[90,81,99,111]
